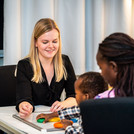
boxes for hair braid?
[99,33,134,97]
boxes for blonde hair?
[27,18,67,83]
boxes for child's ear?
[109,61,118,73]
[85,94,89,100]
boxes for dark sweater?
[16,55,76,111]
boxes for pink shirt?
[95,89,115,99]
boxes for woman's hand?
[61,119,73,129]
[19,101,33,118]
[50,101,66,112]
[50,97,77,112]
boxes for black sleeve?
[16,59,35,112]
[63,55,76,99]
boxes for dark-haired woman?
[95,32,134,98]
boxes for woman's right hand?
[19,101,33,118]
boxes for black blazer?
[16,55,76,111]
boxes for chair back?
[0,65,16,106]
[80,98,134,134]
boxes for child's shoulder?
[94,89,115,99]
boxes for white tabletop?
[0,105,65,134]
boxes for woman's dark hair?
[98,32,134,97]
[78,72,108,98]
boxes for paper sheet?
[13,112,64,133]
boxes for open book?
[12,107,64,133]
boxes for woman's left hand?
[50,101,65,112]
[50,97,77,112]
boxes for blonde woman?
[16,18,77,118]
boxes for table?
[0,105,65,134]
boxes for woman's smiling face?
[35,29,59,60]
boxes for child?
[95,32,134,98]
[36,72,108,134]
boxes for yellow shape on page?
[48,117,61,122]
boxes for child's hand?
[36,113,52,123]
[19,101,33,118]
[61,119,73,129]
